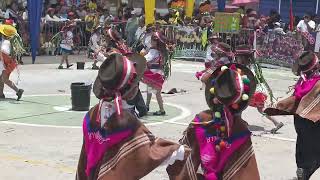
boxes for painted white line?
[145,102,191,126]
[1,94,192,129]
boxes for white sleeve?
[206,45,213,62]
[1,41,11,55]
[161,145,185,166]
[296,20,303,30]
[97,52,107,62]
[309,21,316,29]
[144,49,160,62]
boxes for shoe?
[138,111,148,118]
[19,60,24,65]
[67,64,73,69]
[153,110,166,116]
[296,168,305,180]
[92,64,99,70]
[271,122,284,134]
[58,65,63,69]
[16,89,24,101]
[0,94,5,99]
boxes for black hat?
[93,53,146,101]
[205,63,256,113]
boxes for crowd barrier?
[16,20,306,67]
[162,25,255,60]
[256,30,304,68]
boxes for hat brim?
[0,25,17,37]
[205,63,256,112]
[211,46,233,57]
[93,53,146,99]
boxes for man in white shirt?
[297,14,315,33]
[135,17,146,42]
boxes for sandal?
[153,111,166,116]
[271,122,284,134]
[67,64,74,69]
[16,89,24,101]
[92,64,99,70]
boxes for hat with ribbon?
[0,24,17,37]
[151,31,167,45]
[93,52,146,119]
[235,45,255,56]
[211,42,234,58]
[292,51,319,76]
[205,63,256,113]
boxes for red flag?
[289,0,294,31]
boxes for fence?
[256,30,304,68]
[17,20,307,67]
[161,25,255,60]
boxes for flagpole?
[278,0,282,14]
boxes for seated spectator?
[44,8,61,22]
[88,0,97,11]
[76,4,87,20]
[273,22,286,35]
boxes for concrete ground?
[0,55,319,180]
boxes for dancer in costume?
[58,22,75,69]
[264,52,320,180]
[195,34,220,90]
[0,24,25,100]
[142,32,170,116]
[235,45,283,133]
[167,63,260,180]
[76,52,190,180]
[89,25,103,70]
[197,42,234,89]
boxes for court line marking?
[1,94,191,129]
[2,94,295,142]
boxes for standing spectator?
[125,8,139,46]
[135,16,146,42]
[297,13,315,33]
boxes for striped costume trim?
[223,145,254,180]
[98,133,155,179]
[186,155,197,180]
[300,94,320,118]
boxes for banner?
[27,0,43,63]
[185,0,195,18]
[214,12,240,33]
[145,0,156,25]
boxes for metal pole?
[316,0,319,14]
[278,0,282,14]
